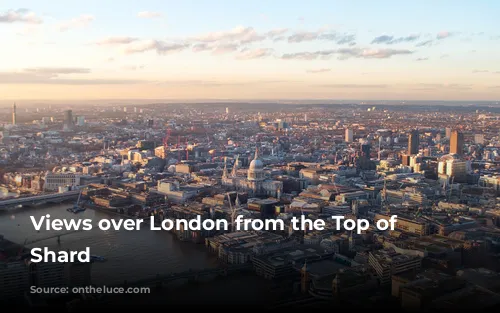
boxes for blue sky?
[1,0,499,101]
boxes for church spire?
[254,145,259,160]
[231,154,239,177]
[222,157,228,178]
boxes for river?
[0,204,218,286]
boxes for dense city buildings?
[1,101,500,309]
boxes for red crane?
[177,135,181,161]
[163,128,171,149]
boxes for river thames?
[0,204,218,286]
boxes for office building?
[368,249,421,286]
[450,130,464,155]
[76,116,85,126]
[374,213,430,236]
[438,154,471,183]
[12,103,17,125]
[474,134,484,145]
[64,110,73,130]
[445,127,452,139]
[408,130,419,155]
[361,143,371,158]
[345,128,353,142]
[43,172,81,191]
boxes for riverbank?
[0,203,219,286]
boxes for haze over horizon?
[1,0,500,101]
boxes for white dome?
[247,146,265,181]
[249,158,263,170]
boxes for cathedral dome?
[249,158,264,171]
[247,147,265,181]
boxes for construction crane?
[177,135,181,161]
[227,192,243,233]
[163,128,171,149]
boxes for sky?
[1,0,500,101]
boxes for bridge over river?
[0,190,80,210]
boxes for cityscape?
[2,0,500,311]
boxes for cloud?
[314,84,388,88]
[416,40,433,47]
[371,34,420,44]
[345,48,413,59]
[0,69,145,85]
[96,37,139,45]
[235,48,273,60]
[192,43,212,52]
[137,11,162,18]
[188,27,288,55]
[57,14,95,32]
[339,48,413,59]
[212,44,240,55]
[266,28,289,38]
[436,31,454,40]
[287,29,356,44]
[440,54,450,59]
[122,65,145,70]
[416,83,472,90]
[416,57,428,61]
[281,50,336,60]
[153,79,295,87]
[306,68,331,73]
[0,8,42,24]
[472,69,489,73]
[124,40,189,55]
[370,35,392,44]
[281,47,413,60]
[192,26,265,44]
[272,36,286,42]
[287,30,320,42]
[23,67,91,74]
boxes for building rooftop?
[370,248,421,268]
[254,245,332,267]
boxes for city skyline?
[1,0,500,101]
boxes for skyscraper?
[76,116,85,126]
[361,143,371,158]
[450,130,464,155]
[445,127,452,139]
[12,103,16,125]
[345,128,353,142]
[408,130,419,155]
[474,134,484,145]
[64,110,73,130]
